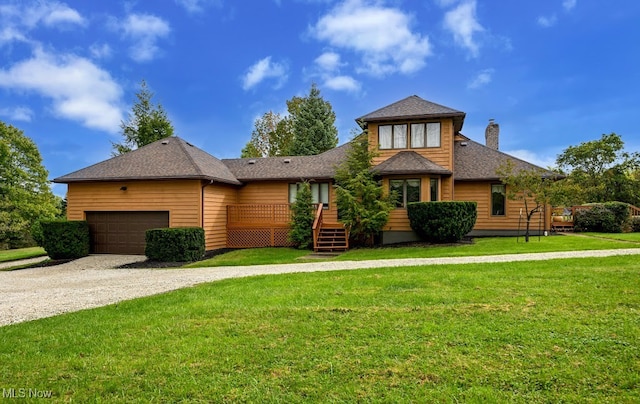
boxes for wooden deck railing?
[312,203,324,251]
[630,205,640,217]
[227,204,292,226]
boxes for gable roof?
[357,95,466,134]
[53,137,241,185]
[222,142,351,182]
[373,151,451,176]
[453,136,559,181]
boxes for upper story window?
[379,122,441,149]
[390,179,420,208]
[289,182,330,209]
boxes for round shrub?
[40,220,90,259]
[574,204,620,233]
[407,201,477,243]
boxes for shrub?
[632,217,640,232]
[603,202,631,231]
[145,227,205,262]
[41,220,90,259]
[407,201,477,243]
[574,204,621,233]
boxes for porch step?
[315,227,348,252]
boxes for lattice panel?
[273,228,294,247]
[227,229,272,248]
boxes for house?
[54,95,555,254]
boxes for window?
[430,178,438,202]
[378,124,407,149]
[390,179,420,208]
[491,184,506,216]
[410,122,441,148]
[289,182,330,208]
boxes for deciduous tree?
[112,80,174,155]
[0,122,59,248]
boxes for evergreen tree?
[288,83,338,156]
[0,122,59,248]
[334,133,395,246]
[112,79,174,155]
[288,182,314,249]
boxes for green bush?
[603,202,631,231]
[145,227,205,262]
[632,217,640,232]
[407,201,477,243]
[41,220,90,259]
[288,182,314,249]
[574,204,626,233]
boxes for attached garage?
[86,211,169,254]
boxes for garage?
[86,211,170,254]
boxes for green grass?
[1,255,639,402]
[582,232,640,243]
[188,234,640,267]
[0,247,46,263]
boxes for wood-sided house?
[54,95,556,254]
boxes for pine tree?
[112,80,174,155]
[288,83,338,156]
[288,182,314,249]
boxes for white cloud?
[120,13,170,63]
[89,43,112,59]
[468,68,494,89]
[42,3,85,26]
[0,106,34,122]
[0,49,123,133]
[537,15,557,28]
[315,51,342,72]
[563,0,577,11]
[310,0,431,76]
[242,56,288,90]
[324,75,361,92]
[174,0,222,13]
[443,0,484,58]
[504,149,556,170]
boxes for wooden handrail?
[630,205,640,217]
[312,203,324,251]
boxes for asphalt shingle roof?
[53,137,241,185]
[357,95,466,133]
[222,142,351,182]
[454,136,559,181]
[373,151,451,176]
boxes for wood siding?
[454,181,550,231]
[381,176,446,231]
[203,183,238,250]
[369,118,455,171]
[67,181,202,228]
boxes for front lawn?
[188,234,640,267]
[0,247,46,263]
[1,255,639,402]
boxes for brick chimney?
[485,119,499,150]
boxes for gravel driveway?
[2,249,640,327]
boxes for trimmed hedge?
[574,202,630,233]
[41,220,90,260]
[145,227,205,262]
[407,201,477,243]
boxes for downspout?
[201,179,214,228]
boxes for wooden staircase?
[312,204,348,252]
[315,226,348,252]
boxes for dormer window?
[379,122,441,149]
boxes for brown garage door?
[86,211,169,254]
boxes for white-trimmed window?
[410,122,441,148]
[289,182,330,208]
[390,179,421,208]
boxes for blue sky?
[1,0,639,197]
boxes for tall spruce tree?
[112,79,174,155]
[288,83,338,156]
